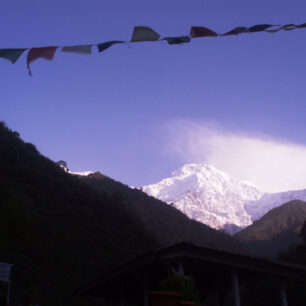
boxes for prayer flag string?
[1,23,305,75]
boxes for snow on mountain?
[143,164,263,233]
[143,164,306,233]
[69,171,94,176]
[245,189,306,221]
[64,164,306,234]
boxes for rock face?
[143,164,262,233]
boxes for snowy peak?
[143,164,262,232]
[245,189,306,221]
[171,164,220,178]
[146,163,260,200]
[143,163,306,234]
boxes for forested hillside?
[0,122,157,305]
[0,121,244,305]
[235,200,306,257]
[79,172,244,252]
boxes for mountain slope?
[143,164,262,232]
[0,122,157,305]
[142,164,306,234]
[245,189,306,221]
[79,172,244,253]
[0,122,245,304]
[235,200,306,257]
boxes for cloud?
[165,119,306,193]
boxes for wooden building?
[77,242,306,306]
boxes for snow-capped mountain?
[143,164,263,232]
[65,163,306,234]
[245,189,306,221]
[143,163,306,233]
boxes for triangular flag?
[61,45,92,54]
[265,28,281,33]
[222,26,250,36]
[27,47,57,76]
[97,41,125,53]
[266,24,296,33]
[130,26,160,42]
[284,27,296,31]
[0,48,26,64]
[190,26,218,38]
[248,24,273,32]
[282,24,297,31]
[164,36,191,45]
[296,23,306,28]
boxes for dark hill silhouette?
[79,172,244,252]
[0,122,156,305]
[235,200,306,258]
[0,121,243,305]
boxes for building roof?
[77,241,306,297]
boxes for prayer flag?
[27,47,57,76]
[0,48,26,64]
[97,41,125,53]
[266,24,296,33]
[164,36,191,45]
[61,45,92,54]
[265,29,280,33]
[283,24,297,31]
[296,23,306,28]
[190,26,217,37]
[131,26,160,42]
[222,26,249,36]
[284,27,296,31]
[248,24,273,32]
[1,22,306,76]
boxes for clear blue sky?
[1,0,306,189]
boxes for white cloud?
[165,119,306,193]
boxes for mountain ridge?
[78,171,244,252]
[235,200,306,257]
[0,122,245,303]
[142,163,306,233]
[245,189,306,221]
[0,121,157,304]
[143,163,262,233]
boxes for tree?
[56,160,69,172]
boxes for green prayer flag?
[0,48,26,64]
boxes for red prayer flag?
[27,47,57,76]
[190,26,218,38]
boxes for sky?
[1,0,306,192]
